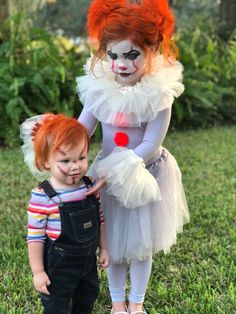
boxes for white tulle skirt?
[90,148,189,264]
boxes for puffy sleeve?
[95,147,161,209]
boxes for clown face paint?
[45,142,88,190]
[107,39,146,86]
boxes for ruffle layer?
[101,149,189,263]
[76,55,184,126]
[95,147,161,208]
[20,115,49,180]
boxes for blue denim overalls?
[40,176,100,314]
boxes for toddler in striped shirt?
[20,113,109,314]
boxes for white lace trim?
[76,55,184,126]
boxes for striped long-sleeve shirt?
[27,180,104,243]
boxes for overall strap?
[39,177,94,200]
[82,176,94,189]
[82,176,100,213]
[38,180,58,199]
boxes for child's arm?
[78,108,98,137]
[99,223,110,269]
[27,189,51,294]
[28,242,51,295]
[134,107,171,162]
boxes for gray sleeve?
[134,108,171,162]
[78,108,98,137]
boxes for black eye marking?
[123,50,141,60]
[107,50,118,60]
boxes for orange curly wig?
[33,114,89,171]
[87,0,178,61]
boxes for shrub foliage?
[0,14,87,147]
[172,27,236,128]
[0,14,235,147]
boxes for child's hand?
[86,178,107,196]
[99,248,110,269]
[33,270,51,295]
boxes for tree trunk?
[169,0,182,9]
[0,0,9,23]
[219,0,236,40]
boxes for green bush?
[172,27,236,128]
[0,14,235,147]
[0,14,87,147]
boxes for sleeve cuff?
[95,147,161,208]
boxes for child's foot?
[128,302,146,314]
[111,301,128,313]
[129,311,147,314]
[129,310,147,314]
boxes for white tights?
[107,256,152,304]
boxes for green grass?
[0,127,236,314]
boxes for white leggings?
[107,256,152,304]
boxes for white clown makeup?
[107,39,146,86]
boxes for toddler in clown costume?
[77,0,189,313]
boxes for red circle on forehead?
[114,132,129,147]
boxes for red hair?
[33,114,89,171]
[87,0,178,64]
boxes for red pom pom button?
[114,132,129,147]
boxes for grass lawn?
[0,126,235,314]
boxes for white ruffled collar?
[76,55,184,127]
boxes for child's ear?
[44,160,50,170]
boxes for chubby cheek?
[57,165,69,176]
[132,60,139,73]
[111,60,115,72]
[57,165,78,184]
[134,56,146,72]
[124,60,139,74]
[115,60,140,74]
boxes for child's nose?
[118,65,128,71]
[72,161,80,169]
